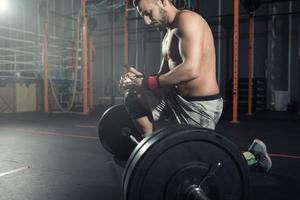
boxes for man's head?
[133,0,172,28]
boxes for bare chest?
[161,29,182,68]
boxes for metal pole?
[299,7,300,111]
[124,0,129,66]
[135,10,139,67]
[89,35,94,109]
[82,0,89,113]
[72,0,74,39]
[217,0,221,85]
[43,19,49,112]
[287,0,292,104]
[111,1,116,105]
[102,48,105,98]
[0,35,35,44]
[21,4,25,71]
[53,0,56,36]
[14,52,17,73]
[35,0,41,111]
[231,0,240,123]
[247,14,254,115]
[142,27,146,73]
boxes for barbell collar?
[184,185,211,200]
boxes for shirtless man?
[120,0,272,172]
[120,0,223,134]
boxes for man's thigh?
[183,98,223,130]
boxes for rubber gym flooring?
[0,107,299,200]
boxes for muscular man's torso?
[161,11,219,97]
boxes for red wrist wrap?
[147,76,158,90]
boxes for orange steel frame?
[232,0,239,123]
[82,0,88,113]
[43,1,91,113]
[89,35,95,110]
[248,14,254,115]
[43,20,49,113]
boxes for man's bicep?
[178,18,203,67]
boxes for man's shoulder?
[175,10,205,36]
[176,10,204,25]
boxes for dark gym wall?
[0,0,298,110]
[90,0,300,107]
[201,0,270,97]
[188,0,299,106]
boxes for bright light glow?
[0,0,9,12]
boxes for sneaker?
[248,139,272,172]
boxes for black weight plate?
[98,104,140,161]
[122,125,249,200]
[122,125,190,192]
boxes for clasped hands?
[119,66,144,90]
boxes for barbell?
[98,104,250,200]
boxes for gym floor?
[0,107,299,200]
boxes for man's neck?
[166,6,179,29]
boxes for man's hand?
[119,66,144,90]
[124,66,143,77]
[119,76,143,90]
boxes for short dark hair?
[133,0,171,7]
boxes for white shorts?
[141,89,223,130]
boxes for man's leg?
[175,96,272,172]
[124,91,154,137]
[244,139,272,172]
[134,116,153,136]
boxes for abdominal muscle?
[176,77,219,97]
[168,59,220,97]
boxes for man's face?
[137,0,168,28]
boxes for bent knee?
[124,91,148,119]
